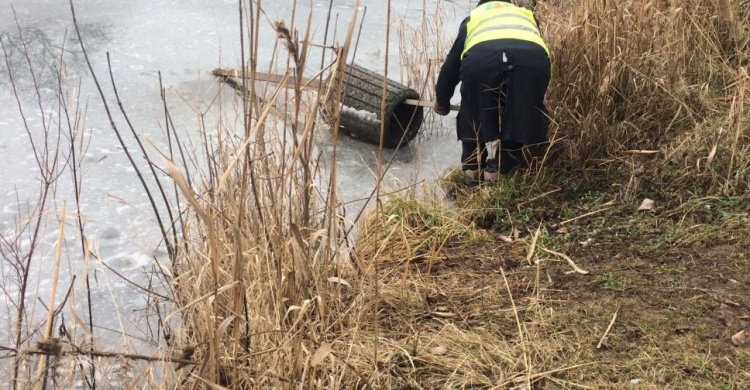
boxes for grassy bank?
[424,168,749,388]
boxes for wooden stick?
[10,345,197,366]
[597,309,620,349]
[541,248,590,275]
[212,68,459,111]
[526,224,541,264]
[404,99,460,111]
[213,68,322,89]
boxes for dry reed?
[540,0,749,195]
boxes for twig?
[526,224,541,264]
[597,309,619,349]
[52,276,76,318]
[96,255,172,301]
[5,346,197,366]
[556,207,612,227]
[517,188,561,210]
[541,248,590,275]
[2,14,61,389]
[106,53,178,258]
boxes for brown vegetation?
[2,0,748,388]
[156,0,748,387]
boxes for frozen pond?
[0,0,467,360]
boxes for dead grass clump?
[352,193,575,388]
[357,194,482,260]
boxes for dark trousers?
[461,139,524,174]
[456,42,551,175]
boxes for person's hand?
[433,102,450,116]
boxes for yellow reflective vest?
[461,2,549,59]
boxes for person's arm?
[434,18,468,115]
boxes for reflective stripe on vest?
[461,2,550,59]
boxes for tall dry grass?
[540,0,749,195]
[4,0,748,388]
[153,1,374,387]
[148,0,750,387]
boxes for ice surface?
[0,0,467,348]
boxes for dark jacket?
[435,18,468,110]
[435,11,546,109]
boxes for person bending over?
[435,0,551,181]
